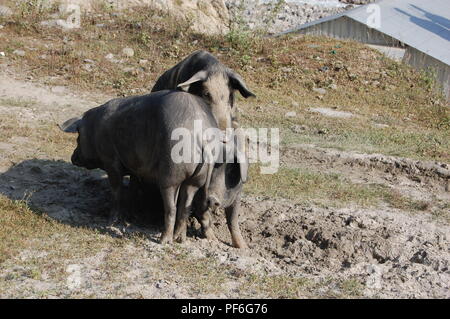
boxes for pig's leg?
[128,175,141,216]
[225,199,247,249]
[106,167,125,226]
[198,210,217,241]
[174,184,198,243]
[159,186,179,244]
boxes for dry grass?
[246,165,434,212]
[0,195,114,264]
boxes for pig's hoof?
[108,211,121,227]
[173,227,186,243]
[159,234,173,245]
[232,239,248,249]
[107,225,123,237]
[175,233,186,243]
[204,229,217,241]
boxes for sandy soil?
[0,67,449,298]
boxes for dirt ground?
[0,65,449,299]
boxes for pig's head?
[203,130,249,212]
[59,117,102,170]
[177,66,255,130]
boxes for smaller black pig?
[174,130,249,249]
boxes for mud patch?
[211,197,450,298]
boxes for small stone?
[329,84,338,90]
[374,123,389,128]
[371,80,380,86]
[0,52,5,57]
[13,49,26,57]
[0,5,13,17]
[312,87,327,95]
[285,111,296,118]
[310,107,353,119]
[123,67,137,75]
[105,53,114,60]
[291,124,307,133]
[139,59,148,66]
[122,47,134,57]
[83,59,95,64]
[81,64,94,72]
[291,101,299,108]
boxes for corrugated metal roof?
[284,0,450,65]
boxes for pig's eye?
[203,92,211,99]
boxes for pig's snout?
[206,196,221,209]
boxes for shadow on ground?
[0,159,166,236]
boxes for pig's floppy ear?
[234,129,249,183]
[177,70,208,91]
[228,71,256,99]
[59,117,82,133]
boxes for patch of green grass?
[152,246,229,295]
[0,196,60,263]
[0,97,37,108]
[245,273,310,298]
[0,112,76,161]
[282,124,450,163]
[246,166,433,211]
[335,278,364,298]
[0,195,115,265]
[149,245,313,298]
[430,201,450,224]
[0,118,33,142]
